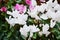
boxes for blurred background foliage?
[0,0,60,40]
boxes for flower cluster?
[6,10,28,26]
[4,0,60,40]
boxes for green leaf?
[15,0,21,3]
[32,33,37,39]
[7,32,12,38]
[56,35,60,40]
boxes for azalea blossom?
[29,5,35,11]
[39,24,50,37]
[46,9,56,19]
[20,25,40,37]
[26,0,31,5]
[14,4,26,14]
[27,6,40,20]
[29,25,40,37]
[37,3,47,13]
[6,10,28,26]
[46,10,60,22]
[28,0,59,20]
[20,25,30,37]
[40,8,60,22]
[0,7,7,12]
[6,16,27,26]
[26,0,37,6]
[53,11,60,22]
[42,24,50,37]
[54,4,60,11]
[5,0,60,39]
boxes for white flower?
[46,0,53,11]
[20,25,40,37]
[45,0,58,11]
[42,24,50,36]
[6,16,16,26]
[53,11,60,22]
[27,6,40,20]
[39,24,50,37]
[6,16,27,26]
[31,0,37,6]
[7,10,20,18]
[37,4,47,13]
[54,4,60,11]
[40,9,56,20]
[46,9,56,19]
[20,25,30,37]
[40,14,48,20]
[29,25,39,32]
[45,10,60,22]
[53,0,58,7]
[6,10,28,26]
[29,25,40,37]
[50,19,56,28]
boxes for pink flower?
[26,0,31,5]
[0,7,7,12]
[14,4,26,14]
[29,5,35,11]
[40,0,45,2]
